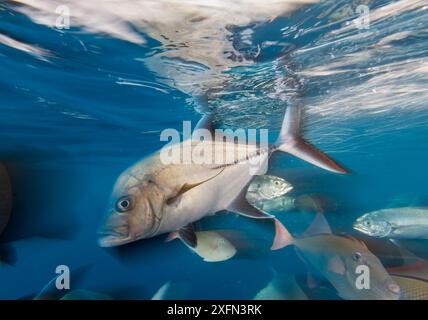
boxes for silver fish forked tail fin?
[275,102,349,174]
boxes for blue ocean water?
[0,0,428,300]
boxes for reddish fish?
[271,213,400,300]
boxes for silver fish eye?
[364,220,371,226]
[352,252,362,262]
[116,196,133,212]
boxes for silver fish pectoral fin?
[178,224,197,248]
[390,224,428,239]
[166,167,225,205]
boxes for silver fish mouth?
[97,230,133,247]
[352,216,373,235]
[352,220,368,234]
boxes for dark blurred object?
[0,162,12,236]
[0,243,16,265]
[0,146,81,242]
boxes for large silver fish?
[272,213,401,300]
[98,104,347,248]
[353,207,428,239]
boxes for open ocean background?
[0,0,427,299]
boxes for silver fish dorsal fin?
[193,113,216,137]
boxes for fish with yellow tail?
[392,276,428,300]
[271,213,401,300]
[388,255,428,301]
[98,103,347,248]
[386,240,428,300]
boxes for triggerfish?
[272,213,401,300]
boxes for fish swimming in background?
[246,175,293,203]
[251,195,297,213]
[151,281,189,300]
[151,282,172,300]
[246,174,297,214]
[253,269,307,300]
[166,227,237,263]
[249,193,336,215]
[353,207,428,239]
[272,213,401,300]
[98,103,348,248]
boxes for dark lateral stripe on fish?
[211,148,272,170]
